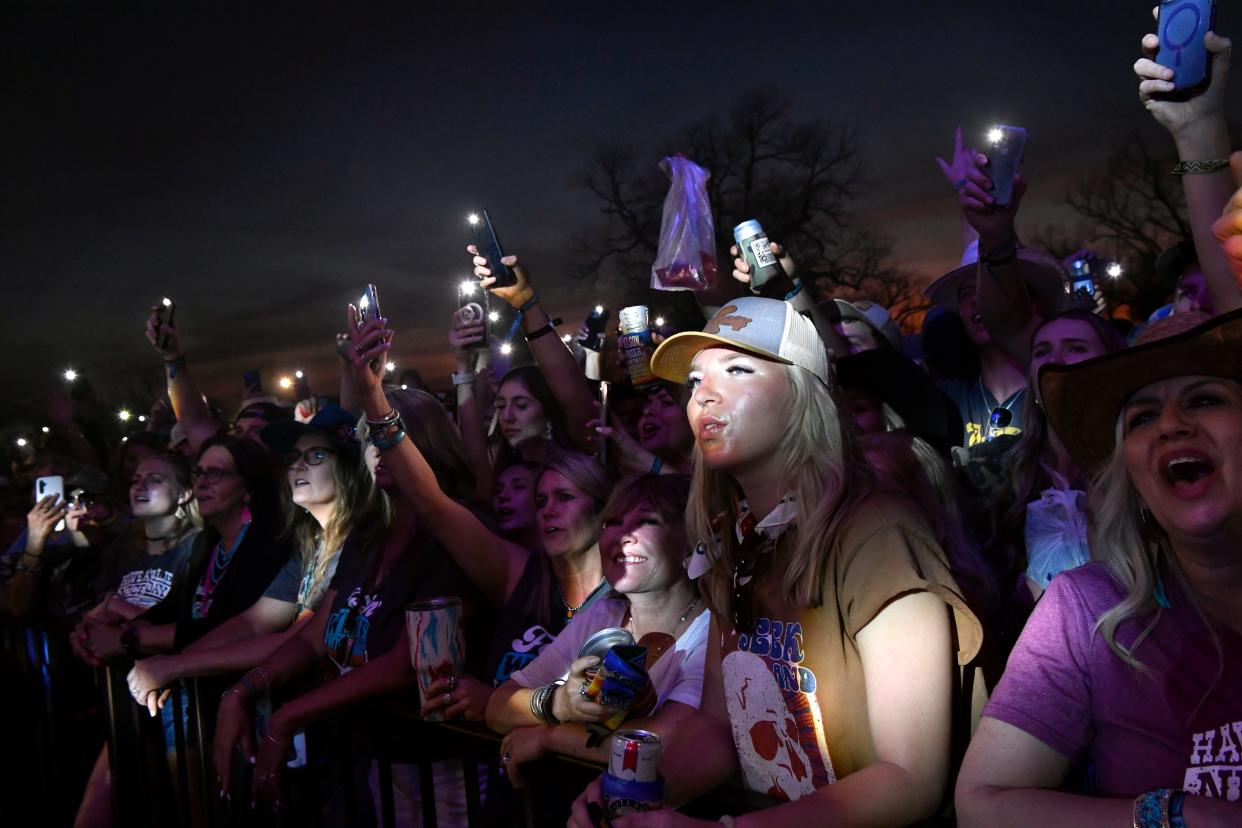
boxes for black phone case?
[985,127,1029,207]
[1157,0,1216,93]
[470,209,517,288]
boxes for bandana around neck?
[687,494,797,580]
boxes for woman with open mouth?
[124,405,372,714]
[486,473,707,820]
[957,309,1242,826]
[571,296,983,828]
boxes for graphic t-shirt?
[484,552,608,686]
[510,596,710,711]
[717,496,982,801]
[111,530,199,609]
[984,562,1242,799]
[262,542,343,616]
[938,377,1025,448]
[323,526,490,678]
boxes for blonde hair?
[689,365,873,613]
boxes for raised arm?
[943,127,1040,367]
[346,308,529,608]
[470,247,598,450]
[730,240,851,361]
[1136,22,1241,315]
[448,306,496,501]
[145,305,217,453]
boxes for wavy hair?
[689,365,874,614]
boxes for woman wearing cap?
[212,387,491,822]
[572,296,982,827]
[123,406,373,713]
[485,474,707,812]
[956,310,1242,826]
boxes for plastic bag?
[651,155,717,291]
[1024,488,1091,590]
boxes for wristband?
[518,293,541,313]
[650,456,663,475]
[524,320,563,342]
[783,282,804,301]
[981,239,1018,267]
[369,418,407,451]
[1168,790,1186,828]
[451,371,476,387]
[163,354,187,365]
[1173,159,1229,175]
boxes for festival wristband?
[518,293,541,313]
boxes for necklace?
[628,595,700,640]
[557,577,606,620]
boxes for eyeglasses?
[285,446,335,469]
[192,467,237,484]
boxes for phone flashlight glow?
[467,213,481,226]
[63,369,78,382]
[499,342,513,356]
[1107,263,1124,279]
[594,305,604,314]
[118,409,132,422]
[655,317,665,327]
[16,437,28,448]
[488,311,500,323]
[295,370,304,379]
[278,377,293,390]
[987,127,1005,145]
[162,297,173,308]
[385,361,396,372]
[459,280,477,296]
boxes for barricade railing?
[2,617,775,827]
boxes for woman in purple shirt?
[956,310,1242,827]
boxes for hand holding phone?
[580,306,610,352]
[597,381,610,466]
[983,126,1029,207]
[1155,1,1217,94]
[33,476,67,535]
[467,210,517,288]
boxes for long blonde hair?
[689,365,873,614]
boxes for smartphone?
[1072,277,1096,297]
[1156,0,1216,94]
[457,278,491,351]
[35,476,66,532]
[984,125,1029,207]
[467,209,517,288]
[356,283,382,329]
[580,305,610,352]
[597,380,610,467]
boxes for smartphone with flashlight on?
[579,305,610,352]
[467,209,517,289]
[35,475,66,532]
[356,283,382,329]
[1156,0,1216,94]
[456,277,491,351]
[984,125,1029,207]
[154,297,177,350]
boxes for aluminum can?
[578,627,635,662]
[617,305,658,386]
[602,729,664,818]
[405,596,465,722]
[732,219,785,292]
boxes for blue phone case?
[1157,0,1216,92]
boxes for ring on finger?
[501,751,511,765]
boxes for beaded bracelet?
[366,409,400,427]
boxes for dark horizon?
[3,2,1234,426]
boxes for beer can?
[578,627,635,662]
[608,729,661,783]
[602,729,664,818]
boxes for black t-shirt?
[323,524,491,679]
[483,553,608,686]
[141,516,294,650]
[938,377,1026,448]
[103,530,199,610]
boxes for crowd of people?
[2,21,1241,828]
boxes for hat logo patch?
[706,304,754,334]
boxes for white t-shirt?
[509,596,709,711]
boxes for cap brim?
[650,330,792,384]
[1040,310,1242,473]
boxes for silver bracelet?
[451,370,476,387]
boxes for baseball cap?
[834,299,902,351]
[649,297,830,386]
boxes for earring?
[545,422,554,442]
[174,505,187,520]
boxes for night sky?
[3,2,1237,423]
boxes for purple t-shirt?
[985,562,1242,800]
